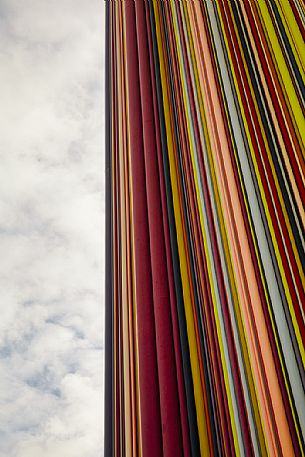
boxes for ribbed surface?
[105,2,305,456]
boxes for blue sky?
[0,1,105,455]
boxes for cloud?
[0,1,105,455]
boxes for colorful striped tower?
[105,1,305,456]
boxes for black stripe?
[104,2,114,456]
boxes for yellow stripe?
[257,0,305,156]
[276,0,305,85]
[122,5,142,453]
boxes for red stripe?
[135,3,183,457]
[124,3,163,456]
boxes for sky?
[0,1,105,455]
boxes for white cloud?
[0,0,105,455]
